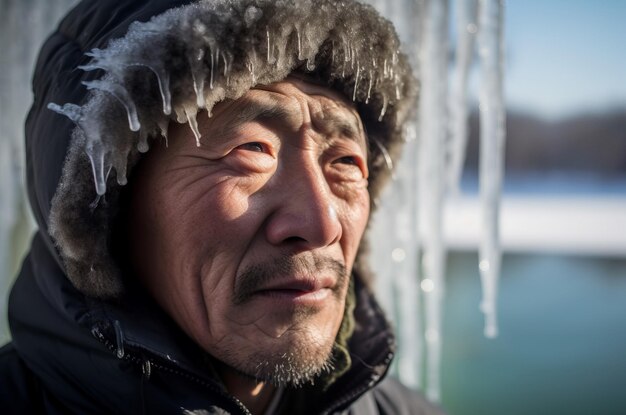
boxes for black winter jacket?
[1,233,442,414]
[1,0,443,413]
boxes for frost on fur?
[48,0,417,298]
[49,0,415,197]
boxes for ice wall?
[366,0,506,402]
[0,0,79,343]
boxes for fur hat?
[48,0,417,298]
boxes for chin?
[249,331,337,387]
[220,324,338,388]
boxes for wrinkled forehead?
[210,78,367,150]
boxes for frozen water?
[366,0,506,401]
[184,107,203,147]
[48,0,409,198]
[477,0,505,338]
[82,80,141,131]
[417,0,449,401]
[448,0,478,195]
[47,103,84,124]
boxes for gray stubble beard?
[226,254,348,387]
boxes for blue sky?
[504,0,626,118]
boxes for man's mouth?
[253,277,334,303]
[233,255,347,306]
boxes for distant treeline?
[464,109,626,175]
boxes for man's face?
[128,79,370,385]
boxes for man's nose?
[265,163,342,250]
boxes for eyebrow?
[214,98,292,139]
[215,95,366,147]
[236,98,292,124]
[312,111,364,144]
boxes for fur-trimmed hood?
[34,0,416,298]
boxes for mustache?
[233,255,347,305]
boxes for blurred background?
[1,0,625,414]
[438,0,626,413]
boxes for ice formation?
[48,0,412,199]
[46,0,416,302]
[417,0,448,402]
[477,0,505,339]
[367,0,506,402]
[448,0,478,195]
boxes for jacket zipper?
[93,324,393,415]
[92,326,252,415]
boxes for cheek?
[172,174,263,230]
[347,185,371,227]
[339,189,370,263]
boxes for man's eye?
[237,142,267,153]
[334,156,358,166]
[330,155,367,180]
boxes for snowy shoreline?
[442,195,626,257]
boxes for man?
[1,0,444,413]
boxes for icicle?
[372,137,394,174]
[378,94,388,122]
[247,49,258,84]
[222,51,233,86]
[158,119,169,147]
[137,129,149,153]
[366,72,373,104]
[108,63,170,116]
[82,80,140,131]
[395,74,402,100]
[266,27,273,63]
[87,143,108,196]
[47,103,83,124]
[222,52,229,76]
[190,49,207,108]
[387,124,422,388]
[215,47,221,83]
[185,107,202,147]
[115,158,128,186]
[417,0,449,403]
[353,65,361,101]
[209,49,215,90]
[193,74,206,108]
[477,0,505,339]
[266,28,271,62]
[151,65,171,115]
[351,46,356,70]
[447,0,478,195]
[83,48,106,63]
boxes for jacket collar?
[10,232,395,414]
